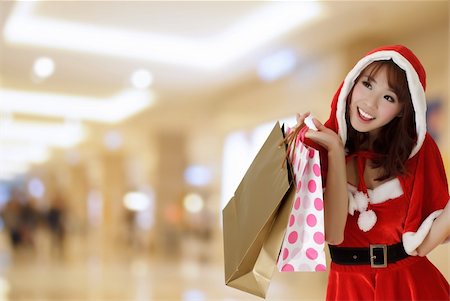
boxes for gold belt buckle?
[370,244,387,268]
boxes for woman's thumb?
[312,118,326,131]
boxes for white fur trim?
[336,51,426,158]
[354,191,369,212]
[358,209,377,232]
[347,177,404,205]
[402,209,444,255]
[367,178,403,204]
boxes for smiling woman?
[346,60,416,181]
[297,45,449,301]
[349,61,412,134]
[349,63,405,134]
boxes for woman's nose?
[365,94,379,108]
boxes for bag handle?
[280,123,309,169]
[282,115,317,161]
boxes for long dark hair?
[345,60,417,181]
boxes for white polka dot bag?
[277,125,326,272]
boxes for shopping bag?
[277,126,326,272]
[223,122,296,298]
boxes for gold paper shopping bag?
[222,122,295,298]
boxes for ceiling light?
[183,193,204,213]
[184,165,212,186]
[28,177,45,199]
[0,88,154,123]
[0,119,85,148]
[131,69,153,89]
[33,56,55,79]
[257,49,297,82]
[4,1,323,70]
[123,192,151,212]
[182,290,205,301]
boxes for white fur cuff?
[402,209,444,255]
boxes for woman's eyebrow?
[363,75,377,83]
[362,74,397,94]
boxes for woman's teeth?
[358,108,375,120]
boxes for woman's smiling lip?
[357,107,375,122]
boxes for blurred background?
[0,1,448,300]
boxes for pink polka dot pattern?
[304,163,310,175]
[314,198,323,211]
[288,231,298,244]
[296,180,302,192]
[277,126,326,273]
[313,232,325,244]
[308,180,316,193]
[306,248,318,260]
[313,164,321,176]
[294,197,301,210]
[315,264,326,272]
[306,214,317,227]
[289,214,295,226]
[281,264,294,272]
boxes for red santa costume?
[322,45,450,300]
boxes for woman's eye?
[362,81,371,89]
[384,95,395,102]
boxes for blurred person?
[123,209,139,250]
[292,45,449,300]
[19,197,40,249]
[46,193,66,258]
[1,195,22,250]
[1,189,40,255]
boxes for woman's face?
[349,65,404,137]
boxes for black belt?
[329,242,410,268]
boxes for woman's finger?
[312,118,326,130]
[296,112,310,125]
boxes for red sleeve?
[401,133,449,234]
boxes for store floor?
[0,232,327,301]
[0,230,447,301]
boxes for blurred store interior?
[0,1,449,300]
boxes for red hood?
[324,45,427,158]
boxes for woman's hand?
[304,117,344,153]
[295,112,310,127]
[417,201,450,256]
